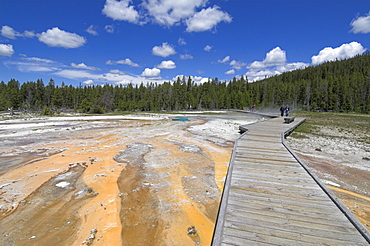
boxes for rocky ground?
[0,111,259,246]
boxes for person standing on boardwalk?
[279,105,285,117]
[285,105,290,116]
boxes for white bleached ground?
[287,128,370,172]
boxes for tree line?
[1,52,369,114]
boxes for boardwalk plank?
[212,117,370,245]
[223,220,368,245]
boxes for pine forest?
[1,52,370,114]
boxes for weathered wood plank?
[227,200,355,225]
[212,117,370,245]
[223,219,367,245]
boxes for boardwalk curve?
[212,116,370,245]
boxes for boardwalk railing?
[212,116,370,245]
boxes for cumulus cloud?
[1,26,85,49]
[247,47,287,70]
[264,47,286,66]
[246,62,309,82]
[230,60,246,70]
[204,45,212,52]
[143,0,206,26]
[86,25,98,36]
[248,61,266,70]
[1,26,18,39]
[277,62,309,73]
[102,0,231,32]
[193,76,209,83]
[71,63,100,70]
[141,67,161,78]
[225,69,235,75]
[82,79,94,85]
[218,55,230,63]
[185,5,232,32]
[350,12,370,34]
[1,25,36,39]
[157,60,176,69]
[106,58,140,67]
[152,42,176,57]
[245,47,309,81]
[180,54,193,60]
[245,69,280,82]
[0,44,14,56]
[311,42,366,65]
[38,27,86,48]
[102,0,139,23]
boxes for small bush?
[41,106,53,115]
[89,105,105,114]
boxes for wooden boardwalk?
[212,117,370,245]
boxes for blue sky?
[0,0,369,87]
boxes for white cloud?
[6,55,165,85]
[180,54,193,60]
[1,26,17,39]
[350,12,370,34]
[178,37,187,45]
[4,56,61,73]
[86,25,98,36]
[185,5,232,32]
[277,62,308,73]
[247,47,286,70]
[157,60,176,69]
[245,47,309,82]
[245,69,280,82]
[82,79,94,85]
[105,25,115,33]
[248,61,265,70]
[143,0,207,26]
[102,0,231,32]
[102,0,139,23]
[109,69,125,74]
[218,55,230,63]
[0,44,14,56]
[71,63,100,70]
[173,75,208,84]
[106,58,140,67]
[55,69,145,85]
[225,69,235,75]
[264,47,286,66]
[230,60,246,70]
[152,42,176,57]
[245,62,310,82]
[193,76,208,84]
[24,57,55,64]
[38,27,86,49]
[204,45,212,52]
[1,25,36,39]
[311,42,366,65]
[55,69,94,79]
[23,31,36,38]
[141,67,161,78]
